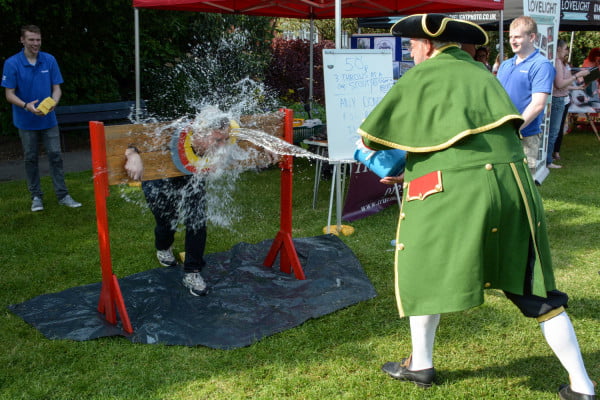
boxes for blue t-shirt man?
[1,25,80,212]
[497,48,554,137]
[2,49,63,130]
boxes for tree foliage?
[0,1,275,133]
[559,31,600,67]
[141,13,275,120]
[313,19,359,41]
[275,17,367,42]
[265,38,335,106]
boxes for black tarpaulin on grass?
[8,235,377,349]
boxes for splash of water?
[119,31,327,233]
[145,29,279,121]
[232,128,328,161]
[118,118,327,232]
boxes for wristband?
[22,102,27,110]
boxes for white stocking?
[409,314,440,370]
[540,311,595,395]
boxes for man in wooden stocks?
[357,14,595,399]
[124,117,230,297]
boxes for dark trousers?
[142,175,206,273]
[503,238,568,318]
[504,289,568,319]
[19,126,68,200]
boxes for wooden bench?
[55,100,146,150]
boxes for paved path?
[0,150,92,182]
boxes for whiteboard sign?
[323,49,394,161]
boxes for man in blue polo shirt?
[2,25,81,212]
[497,16,555,175]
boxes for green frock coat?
[358,45,556,317]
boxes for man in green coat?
[358,14,595,400]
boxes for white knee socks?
[540,311,595,395]
[409,314,440,370]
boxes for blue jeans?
[18,125,68,200]
[547,96,566,165]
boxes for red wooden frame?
[263,108,305,279]
[88,109,304,334]
[89,121,133,334]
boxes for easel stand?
[263,109,306,280]
[89,121,133,334]
[325,162,354,236]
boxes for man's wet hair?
[208,117,230,130]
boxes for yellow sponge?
[36,97,56,115]
[322,225,355,236]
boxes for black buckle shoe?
[381,356,435,388]
[559,385,596,400]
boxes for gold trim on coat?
[510,162,547,293]
[391,14,489,46]
[358,114,523,153]
[536,306,565,322]
[394,185,408,317]
[406,171,443,201]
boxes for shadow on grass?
[1,147,598,399]
[438,350,600,395]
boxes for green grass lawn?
[0,130,598,400]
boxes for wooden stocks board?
[104,112,285,186]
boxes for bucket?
[354,148,406,178]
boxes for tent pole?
[135,8,141,122]
[568,31,574,63]
[332,0,344,230]
[309,18,314,113]
[335,0,341,49]
[499,10,504,65]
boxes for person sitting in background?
[581,47,600,101]
[474,46,492,71]
[581,47,600,68]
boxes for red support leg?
[263,109,306,280]
[89,121,133,333]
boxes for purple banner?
[342,163,401,222]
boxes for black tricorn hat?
[391,14,488,45]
